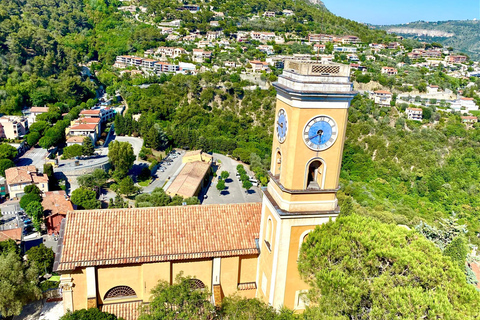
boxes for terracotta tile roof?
[30,107,49,113]
[374,90,392,95]
[5,165,45,185]
[166,161,210,198]
[100,301,142,320]
[462,116,477,120]
[0,228,22,242]
[183,150,202,157]
[407,107,423,111]
[55,203,262,271]
[75,117,101,124]
[42,191,74,217]
[80,109,101,115]
[66,136,86,143]
[69,123,98,131]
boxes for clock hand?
[277,121,283,128]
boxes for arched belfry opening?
[306,160,324,190]
[274,150,282,177]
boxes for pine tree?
[82,136,95,156]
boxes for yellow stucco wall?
[172,259,213,290]
[142,262,170,300]
[257,205,277,302]
[283,225,315,310]
[97,265,143,305]
[71,269,87,311]
[220,257,239,297]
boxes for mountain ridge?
[376,20,480,59]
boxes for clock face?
[276,109,288,143]
[303,115,338,151]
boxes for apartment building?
[0,116,28,139]
[406,108,423,121]
[371,90,393,106]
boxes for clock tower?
[256,61,357,310]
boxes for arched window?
[265,218,273,251]
[104,286,137,300]
[189,279,206,290]
[298,230,312,258]
[306,159,325,189]
[274,150,282,177]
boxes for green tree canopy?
[216,179,226,191]
[26,244,55,276]
[0,144,18,160]
[60,308,120,320]
[24,184,41,195]
[118,176,139,196]
[220,171,230,179]
[298,214,480,319]
[108,141,136,180]
[71,187,100,210]
[0,252,41,317]
[62,144,84,159]
[139,274,215,320]
[82,136,95,156]
[0,159,15,177]
[19,192,42,209]
[77,169,109,190]
[25,201,44,232]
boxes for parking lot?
[142,150,185,193]
[202,153,262,205]
[0,202,39,237]
[15,147,48,172]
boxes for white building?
[371,90,393,106]
[406,107,423,121]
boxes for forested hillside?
[379,20,480,59]
[342,94,480,246]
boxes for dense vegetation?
[341,94,480,246]
[299,213,480,319]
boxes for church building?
[54,60,356,319]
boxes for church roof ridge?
[54,202,262,271]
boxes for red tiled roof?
[80,109,101,115]
[5,165,45,185]
[374,90,392,95]
[407,108,422,111]
[42,191,74,217]
[166,161,210,198]
[0,228,22,242]
[69,123,98,131]
[55,203,262,271]
[101,301,142,320]
[66,136,86,143]
[30,107,49,113]
[461,97,474,101]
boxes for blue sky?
[321,0,480,25]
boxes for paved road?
[142,151,185,193]
[15,147,48,172]
[202,153,262,205]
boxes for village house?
[347,54,359,62]
[381,67,398,76]
[43,190,74,236]
[209,21,219,27]
[308,34,334,43]
[461,116,478,124]
[333,46,357,53]
[258,45,274,55]
[406,107,423,121]
[27,106,49,124]
[427,85,440,94]
[371,90,393,106]
[5,165,49,199]
[80,108,115,123]
[446,55,467,63]
[236,31,249,42]
[66,123,99,144]
[313,44,325,52]
[282,10,294,16]
[341,35,361,44]
[0,116,28,139]
[249,60,269,72]
[193,49,213,62]
[451,97,479,112]
[224,61,237,68]
[263,11,276,18]
[250,31,276,43]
